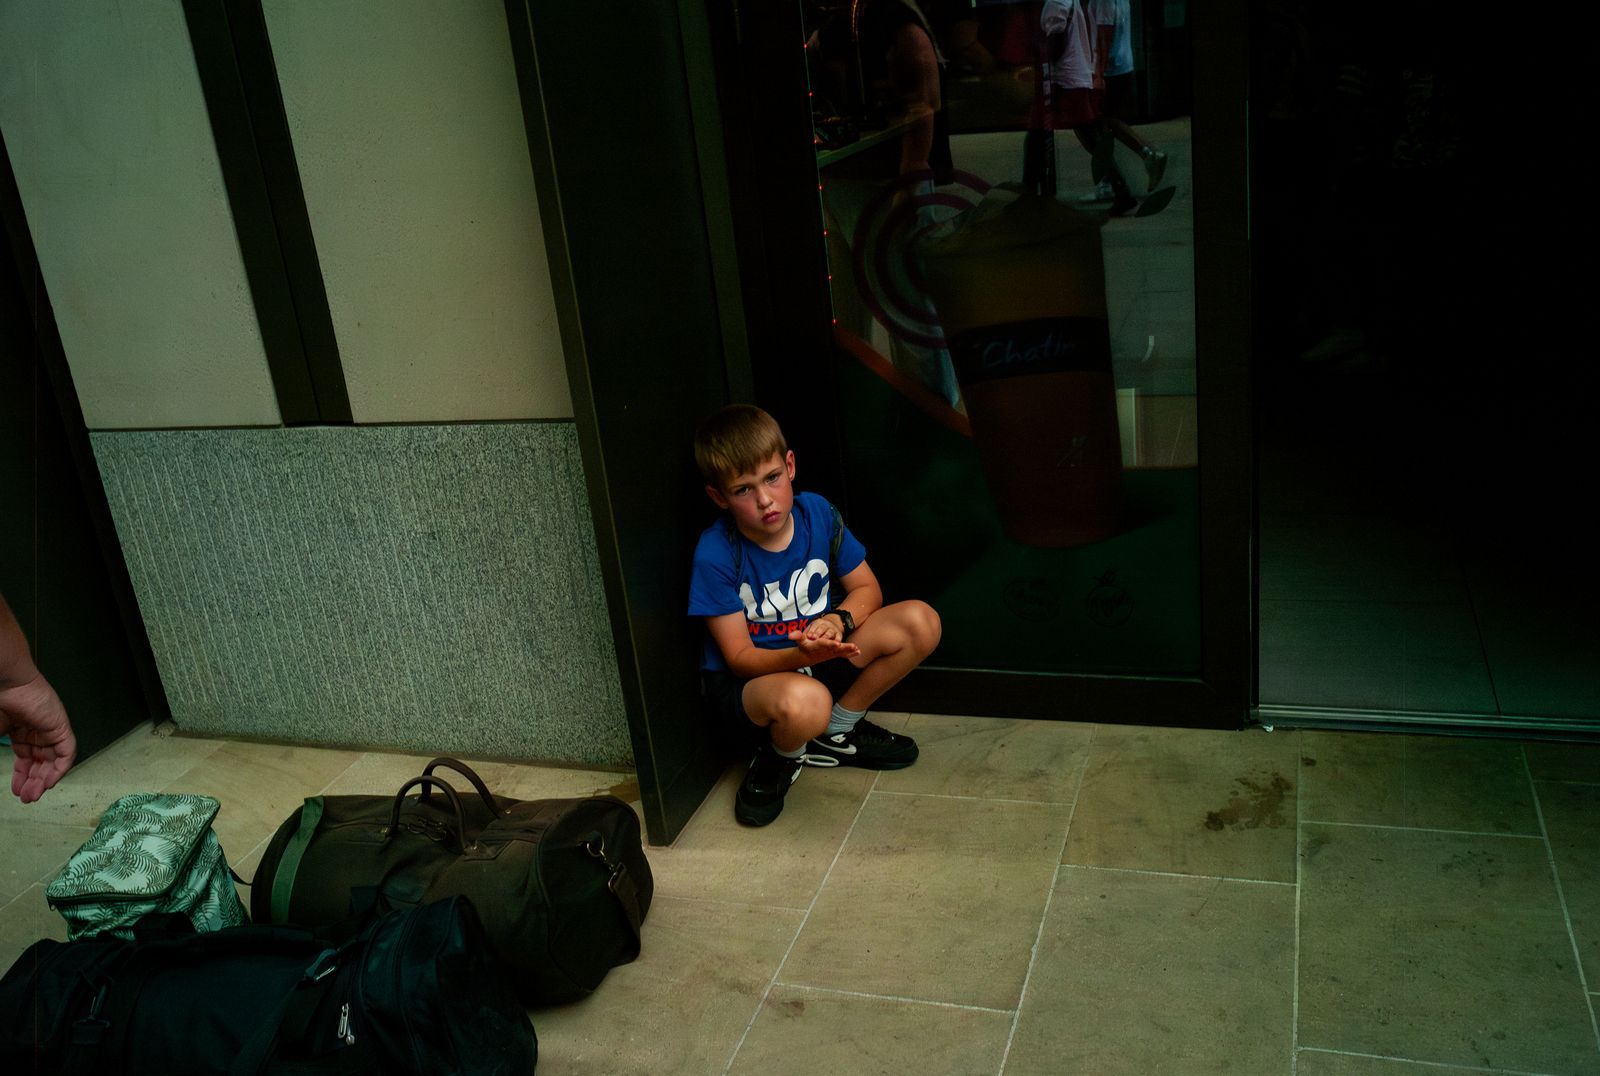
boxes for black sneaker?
[734,745,804,826]
[804,718,919,770]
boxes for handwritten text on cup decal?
[949,316,1111,384]
[1003,578,1061,622]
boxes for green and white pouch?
[46,792,248,940]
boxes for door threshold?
[1252,704,1600,743]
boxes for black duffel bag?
[250,757,651,1006]
[0,895,536,1075]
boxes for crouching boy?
[687,404,942,826]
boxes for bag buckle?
[70,986,110,1045]
[304,947,341,982]
[584,836,623,879]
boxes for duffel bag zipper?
[336,1002,355,1046]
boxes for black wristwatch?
[831,608,855,639]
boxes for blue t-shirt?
[687,491,867,672]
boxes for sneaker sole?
[734,798,784,826]
[803,749,919,771]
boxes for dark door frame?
[503,0,753,845]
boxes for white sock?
[774,742,807,759]
[826,703,866,737]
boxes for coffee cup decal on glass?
[918,189,1122,548]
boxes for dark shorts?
[1101,73,1136,122]
[702,658,864,733]
[1036,86,1098,130]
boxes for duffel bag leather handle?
[387,776,471,849]
[419,757,505,816]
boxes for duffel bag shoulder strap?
[270,796,324,923]
[580,825,645,943]
[227,941,348,1076]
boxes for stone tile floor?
[4,717,1598,1074]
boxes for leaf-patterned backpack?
[46,792,248,939]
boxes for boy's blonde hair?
[694,404,788,488]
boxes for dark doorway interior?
[1251,1,1597,729]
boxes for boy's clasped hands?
[787,615,859,662]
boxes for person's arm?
[0,594,77,803]
[886,22,940,176]
[706,611,859,680]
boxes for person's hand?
[801,612,847,643]
[787,627,859,663]
[0,675,77,804]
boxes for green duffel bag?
[45,792,248,940]
[250,757,652,1007]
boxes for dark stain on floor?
[1205,773,1293,831]
[593,777,641,803]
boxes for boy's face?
[706,451,796,542]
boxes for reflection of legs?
[1073,123,1136,214]
[1102,74,1166,191]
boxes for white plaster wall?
[0,0,282,429]
[263,0,571,423]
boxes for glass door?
[725,0,1250,726]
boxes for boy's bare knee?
[904,600,941,655]
[771,677,831,736]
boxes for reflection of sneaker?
[1142,147,1168,191]
[1109,193,1139,217]
[735,745,803,827]
[805,718,919,770]
[1076,179,1115,203]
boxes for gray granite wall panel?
[90,424,631,768]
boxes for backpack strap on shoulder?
[827,503,847,608]
[721,516,744,586]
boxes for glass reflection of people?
[843,0,963,407]
[0,593,77,803]
[1089,0,1166,194]
[1041,0,1137,215]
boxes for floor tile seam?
[0,882,46,917]
[999,723,1095,1076]
[720,768,880,1075]
[233,834,272,885]
[1056,863,1296,887]
[1292,734,1304,1076]
[1299,818,1545,840]
[1295,1045,1560,1076]
[871,789,1075,807]
[1523,747,1600,1055]
[767,981,1015,1017]
[652,893,809,915]
[1533,778,1600,787]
